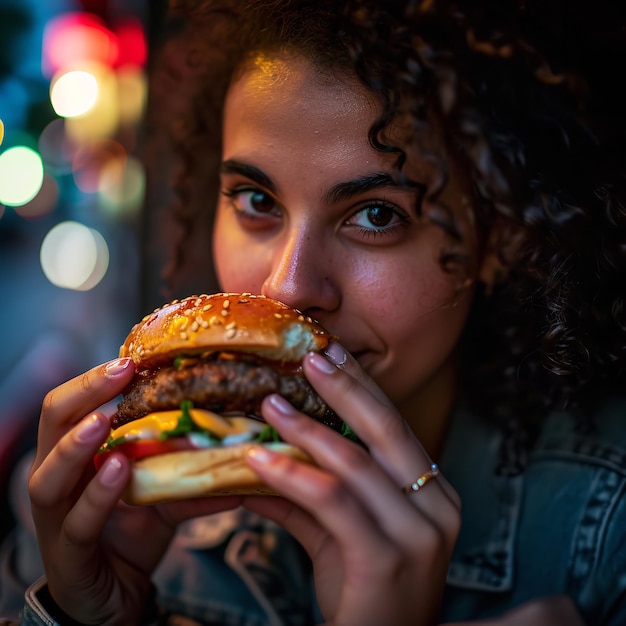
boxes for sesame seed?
[190,321,199,332]
[221,309,229,317]
[274,313,282,319]
[223,299,230,309]
[201,321,209,329]
[202,304,213,312]
[225,328,237,339]
[225,321,237,330]
[180,331,188,340]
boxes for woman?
[7,0,626,624]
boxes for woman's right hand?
[28,357,243,626]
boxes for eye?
[221,187,280,218]
[346,201,409,237]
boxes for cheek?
[363,259,473,403]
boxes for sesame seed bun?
[120,293,332,370]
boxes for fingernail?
[268,394,297,416]
[323,342,347,367]
[247,446,275,464]
[75,414,105,443]
[307,351,337,375]
[104,357,132,379]
[100,456,123,486]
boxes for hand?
[29,358,243,626]
[243,343,461,626]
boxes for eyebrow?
[221,160,407,203]
[325,172,400,204]
[221,160,277,194]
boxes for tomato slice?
[93,437,197,471]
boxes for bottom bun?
[123,442,313,505]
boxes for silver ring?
[402,463,440,495]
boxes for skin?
[27,53,584,626]
[214,54,479,455]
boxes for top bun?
[120,293,333,370]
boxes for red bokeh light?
[42,12,119,76]
[114,18,147,68]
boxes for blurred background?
[0,0,168,536]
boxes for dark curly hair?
[143,0,626,472]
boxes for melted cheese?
[111,409,265,441]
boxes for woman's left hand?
[243,343,461,626]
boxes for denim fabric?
[8,396,626,625]
[440,395,626,625]
[151,509,319,625]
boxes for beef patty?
[113,358,342,432]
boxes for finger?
[63,452,131,546]
[323,341,393,409]
[35,358,134,466]
[30,412,111,519]
[40,453,133,611]
[246,446,398,561]
[39,357,134,433]
[303,351,460,509]
[304,351,422,472]
[242,495,330,559]
[261,394,455,546]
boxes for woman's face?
[213,54,481,427]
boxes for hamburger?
[95,293,349,505]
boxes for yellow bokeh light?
[0,146,45,207]
[0,119,4,146]
[50,70,99,118]
[117,66,147,126]
[64,64,119,143]
[40,221,110,291]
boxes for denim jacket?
[439,395,626,625]
[3,396,626,625]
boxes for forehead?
[221,54,402,198]
[225,54,380,144]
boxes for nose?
[261,226,340,315]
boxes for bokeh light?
[42,13,118,77]
[99,154,145,216]
[14,174,60,220]
[0,119,4,146]
[64,64,118,143]
[50,70,99,118]
[115,18,147,69]
[72,139,126,193]
[0,146,45,207]
[40,221,110,291]
[116,66,147,126]
[38,118,77,175]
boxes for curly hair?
[145,0,626,472]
